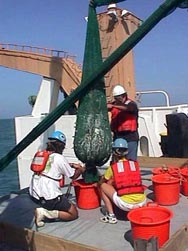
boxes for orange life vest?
[30,150,51,173]
[30,150,64,187]
[111,160,144,196]
[110,99,137,132]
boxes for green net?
[74,5,112,182]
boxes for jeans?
[127,141,138,161]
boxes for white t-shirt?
[29,153,75,200]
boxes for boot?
[35,207,59,227]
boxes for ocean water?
[0,119,19,196]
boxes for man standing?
[107,84,139,161]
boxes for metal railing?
[136,90,170,107]
[0,43,76,59]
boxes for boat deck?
[0,168,188,251]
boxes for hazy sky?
[0,0,187,118]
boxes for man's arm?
[70,163,85,180]
[108,101,138,113]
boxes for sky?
[0,0,187,118]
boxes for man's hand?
[70,163,86,173]
[114,100,123,105]
[107,103,113,109]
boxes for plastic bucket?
[152,165,180,177]
[180,167,188,196]
[72,179,101,209]
[152,174,180,205]
[127,203,173,247]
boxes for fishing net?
[74,3,113,182]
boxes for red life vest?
[112,160,144,196]
[30,150,51,173]
[110,99,137,132]
[30,150,65,187]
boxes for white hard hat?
[112,85,126,96]
[107,4,117,9]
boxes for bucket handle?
[170,171,188,183]
[162,170,182,182]
[181,175,188,183]
[166,167,188,183]
[161,165,180,173]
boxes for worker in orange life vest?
[29,131,85,227]
[99,138,146,224]
[107,84,139,161]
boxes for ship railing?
[0,43,76,60]
[136,90,170,107]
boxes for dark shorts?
[30,195,71,212]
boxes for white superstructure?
[15,77,188,189]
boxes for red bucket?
[127,203,173,247]
[152,165,180,177]
[72,179,101,209]
[152,174,180,205]
[180,167,188,196]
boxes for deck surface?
[0,168,188,251]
